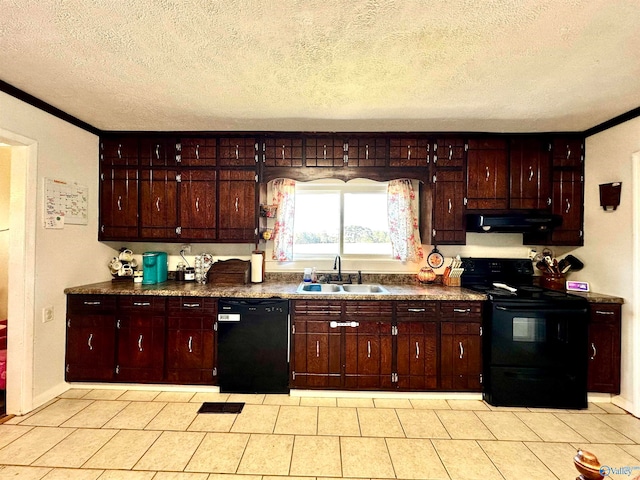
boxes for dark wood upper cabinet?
[431,170,465,245]
[509,137,551,210]
[552,137,584,168]
[219,137,258,166]
[100,167,139,240]
[263,137,304,167]
[389,137,430,167]
[100,137,139,166]
[305,136,346,167]
[466,138,509,210]
[139,169,179,239]
[347,137,387,167]
[139,136,179,167]
[179,137,217,167]
[217,169,257,242]
[179,170,217,240]
[433,138,465,169]
[550,169,584,245]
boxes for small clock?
[426,247,445,269]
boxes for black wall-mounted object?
[599,182,622,211]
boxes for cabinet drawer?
[395,301,438,318]
[590,304,621,322]
[67,295,116,313]
[167,297,216,315]
[118,295,166,312]
[441,322,481,335]
[440,302,482,319]
[293,300,342,317]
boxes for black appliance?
[466,213,562,233]
[217,298,290,394]
[461,258,589,409]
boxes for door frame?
[631,151,640,418]
[0,128,37,415]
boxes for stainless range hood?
[466,213,562,233]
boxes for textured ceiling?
[1,0,640,132]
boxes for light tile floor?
[0,389,639,479]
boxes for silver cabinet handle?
[281,145,286,160]
[485,166,490,181]
[88,333,93,351]
[365,144,369,160]
[195,197,200,212]
[449,145,453,160]
[595,310,615,315]
[590,342,597,360]
[188,336,193,353]
[117,144,122,159]
[567,146,571,160]
[235,197,239,212]
[367,340,371,358]
[407,145,411,160]
[133,302,151,306]
[183,303,201,308]
[565,198,571,213]
[117,196,122,211]
[407,308,426,312]
[453,308,471,313]
[448,198,452,214]
[459,342,464,359]
[415,341,420,359]
[316,340,320,357]
[528,166,534,182]
[195,144,200,160]
[138,334,143,352]
[235,145,239,160]
[83,301,101,305]
[330,321,359,328]
[155,145,160,159]
[156,197,161,211]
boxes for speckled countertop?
[63,279,623,303]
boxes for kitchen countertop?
[63,280,624,303]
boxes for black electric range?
[461,258,589,409]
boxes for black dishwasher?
[217,298,290,393]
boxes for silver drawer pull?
[407,308,426,312]
[590,342,597,360]
[138,334,144,352]
[453,308,471,313]
[330,321,359,328]
[459,341,464,359]
[415,341,420,359]
[88,333,93,351]
[183,303,201,308]
[188,336,193,353]
[367,340,371,358]
[83,301,101,305]
[133,302,151,306]
[316,340,320,357]
[595,310,615,315]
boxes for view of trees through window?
[293,182,392,257]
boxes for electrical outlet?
[43,305,54,323]
[181,244,192,254]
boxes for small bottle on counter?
[303,268,312,282]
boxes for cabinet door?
[179,137,217,167]
[116,314,165,382]
[305,136,345,167]
[433,138,465,168]
[509,137,551,210]
[466,138,508,210]
[347,137,387,167]
[432,170,465,245]
[396,321,438,390]
[140,169,179,239]
[344,320,394,389]
[100,168,139,240]
[552,137,584,168]
[179,170,217,240]
[550,169,584,245]
[140,136,178,167]
[100,137,139,166]
[587,304,621,394]
[219,137,257,166]
[166,298,217,385]
[218,170,257,241]
[440,322,482,391]
[66,295,117,382]
[389,138,430,167]
[263,137,304,167]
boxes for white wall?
[0,147,10,320]
[583,117,640,416]
[0,91,114,411]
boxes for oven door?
[488,302,588,368]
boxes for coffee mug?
[129,258,138,268]
[109,258,122,270]
[120,265,134,276]
[119,249,134,262]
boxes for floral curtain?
[387,179,424,262]
[271,178,296,261]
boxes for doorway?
[0,145,9,417]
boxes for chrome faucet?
[333,255,342,282]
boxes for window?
[293,180,392,257]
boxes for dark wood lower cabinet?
[344,320,394,389]
[396,321,438,390]
[587,303,621,394]
[440,321,482,391]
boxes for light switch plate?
[43,305,54,323]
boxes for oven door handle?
[495,305,587,314]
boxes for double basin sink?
[296,282,389,294]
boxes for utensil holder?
[540,272,566,291]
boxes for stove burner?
[486,289,517,297]
[519,286,543,293]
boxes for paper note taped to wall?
[44,178,88,227]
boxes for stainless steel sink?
[296,283,344,293]
[341,284,389,294]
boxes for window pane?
[293,191,340,255]
[343,192,391,255]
